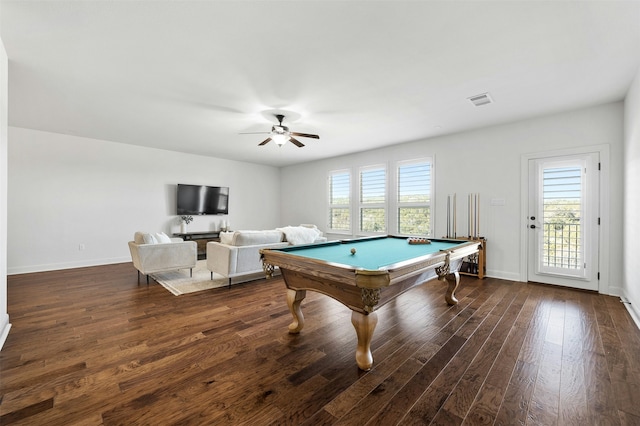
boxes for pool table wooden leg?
[351,311,378,371]
[443,271,460,305]
[286,289,306,333]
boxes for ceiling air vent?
[468,93,493,107]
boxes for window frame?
[395,158,434,237]
[327,169,352,234]
[358,164,388,235]
[326,157,435,238]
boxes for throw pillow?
[155,232,172,243]
[220,231,235,245]
[300,224,323,237]
[277,226,320,245]
[134,232,147,244]
[142,233,158,244]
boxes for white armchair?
[128,232,197,284]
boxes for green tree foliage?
[399,207,430,235]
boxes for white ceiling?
[2,1,639,167]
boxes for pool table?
[260,235,481,370]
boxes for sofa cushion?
[277,226,320,245]
[231,230,284,246]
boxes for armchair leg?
[228,278,231,289]
[190,268,193,278]
[146,274,149,285]
[137,270,140,285]
[211,272,213,280]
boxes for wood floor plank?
[365,335,467,425]
[2,263,640,424]
[442,281,532,421]
[559,301,589,425]
[401,281,519,424]
[463,284,543,425]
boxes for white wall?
[281,102,624,287]
[3,101,628,289]
[0,33,11,349]
[623,66,640,323]
[7,127,281,274]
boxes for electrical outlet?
[79,243,85,251]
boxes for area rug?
[150,260,229,295]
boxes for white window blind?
[328,170,351,231]
[397,160,432,235]
[360,166,386,233]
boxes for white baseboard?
[620,291,640,331]
[0,314,11,351]
[624,303,640,331]
[7,256,131,275]
[484,269,522,282]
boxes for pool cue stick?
[476,193,480,238]
[473,193,476,238]
[450,195,453,238]
[477,193,480,238]
[453,193,457,238]
[448,195,451,238]
[471,194,474,238]
[468,193,471,238]
[446,195,449,237]
[473,194,478,240]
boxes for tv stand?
[174,231,220,260]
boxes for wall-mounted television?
[177,184,229,215]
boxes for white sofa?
[128,231,198,284]
[206,225,327,285]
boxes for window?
[327,158,433,237]
[359,165,386,233]
[541,165,582,270]
[397,160,432,235]
[328,170,351,232]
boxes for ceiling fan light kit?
[271,133,290,146]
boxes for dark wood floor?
[1,263,640,425]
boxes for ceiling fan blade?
[290,132,319,139]
[258,138,272,146]
[289,137,305,148]
[240,131,270,135]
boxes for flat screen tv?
[177,184,229,215]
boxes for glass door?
[527,153,599,290]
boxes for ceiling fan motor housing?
[272,125,289,135]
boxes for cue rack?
[444,193,486,279]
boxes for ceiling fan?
[243,114,319,147]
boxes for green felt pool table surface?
[272,236,466,270]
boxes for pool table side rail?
[260,247,451,290]
[260,235,479,275]
[260,249,370,287]
[260,239,481,290]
